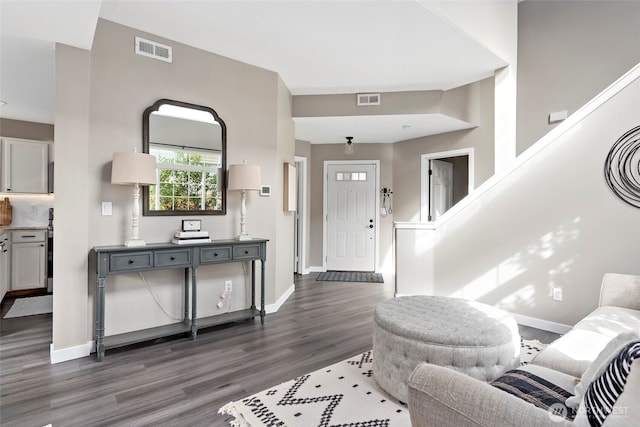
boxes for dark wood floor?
[0,274,558,427]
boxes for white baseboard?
[308,266,324,273]
[265,284,295,314]
[391,293,572,335]
[510,313,572,335]
[50,340,93,364]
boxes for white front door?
[325,163,377,272]
[429,159,453,221]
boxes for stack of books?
[171,230,211,245]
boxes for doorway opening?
[421,148,474,222]
[294,156,307,275]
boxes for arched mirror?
[143,99,226,216]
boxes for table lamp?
[111,149,157,247]
[228,161,261,240]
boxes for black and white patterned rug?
[219,339,546,426]
[316,271,384,283]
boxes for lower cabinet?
[0,232,9,301]
[11,230,46,290]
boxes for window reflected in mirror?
[148,145,222,211]
[143,99,226,216]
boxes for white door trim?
[323,160,380,272]
[294,156,308,275]
[420,148,474,222]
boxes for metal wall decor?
[604,125,640,208]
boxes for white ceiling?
[295,114,476,144]
[0,0,507,144]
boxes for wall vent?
[135,37,172,63]
[357,93,381,106]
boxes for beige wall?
[393,77,495,222]
[293,91,441,118]
[53,19,294,355]
[441,84,473,123]
[274,77,296,301]
[295,139,311,159]
[517,0,640,154]
[0,118,54,141]
[53,43,91,351]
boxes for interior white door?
[429,159,453,221]
[326,163,376,271]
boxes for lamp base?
[124,238,146,247]
[237,233,252,241]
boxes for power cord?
[216,290,232,313]
[138,262,248,321]
[242,261,252,307]
[138,272,182,321]
[139,272,233,319]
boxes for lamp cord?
[138,272,182,321]
[138,272,233,320]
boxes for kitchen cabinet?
[0,231,9,301]
[1,138,49,194]
[11,230,46,290]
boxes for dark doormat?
[316,271,384,283]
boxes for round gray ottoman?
[372,296,520,402]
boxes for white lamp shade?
[228,164,261,191]
[111,151,157,185]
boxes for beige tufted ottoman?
[372,296,520,402]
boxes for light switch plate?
[101,202,112,216]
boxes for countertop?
[0,226,48,233]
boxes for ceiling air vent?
[135,37,172,63]
[357,93,381,106]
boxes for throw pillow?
[566,331,640,409]
[581,341,640,427]
[491,369,576,421]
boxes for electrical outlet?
[225,280,232,292]
[552,287,563,301]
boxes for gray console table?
[92,238,267,361]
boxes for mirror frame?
[142,98,227,216]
